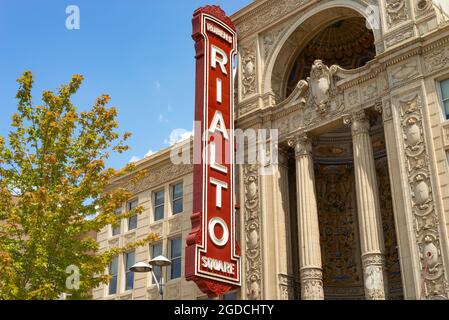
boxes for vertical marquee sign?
[185,5,241,296]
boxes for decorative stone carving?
[243,164,262,299]
[385,28,414,47]
[308,60,337,115]
[124,164,192,194]
[238,101,258,117]
[398,94,448,299]
[415,0,433,16]
[386,0,409,27]
[362,254,386,300]
[241,44,257,99]
[424,48,449,73]
[287,133,312,158]
[391,60,419,85]
[300,268,325,300]
[278,274,295,300]
[235,0,306,39]
[262,25,287,62]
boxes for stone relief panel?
[390,58,419,86]
[414,0,434,17]
[385,0,410,27]
[243,164,263,300]
[240,42,257,100]
[235,0,306,39]
[424,46,449,73]
[261,24,288,64]
[384,25,414,48]
[124,164,192,195]
[398,93,448,299]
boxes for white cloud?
[165,128,193,146]
[154,81,161,90]
[145,149,155,157]
[129,155,140,163]
[158,113,168,123]
[167,104,173,112]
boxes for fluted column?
[344,111,387,300]
[288,134,324,300]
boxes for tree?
[0,71,158,299]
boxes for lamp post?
[130,255,171,300]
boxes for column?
[288,133,324,300]
[344,110,387,300]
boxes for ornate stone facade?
[233,0,449,300]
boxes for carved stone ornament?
[241,44,257,99]
[243,164,262,299]
[308,60,336,115]
[399,94,448,299]
[300,268,324,300]
[343,110,370,137]
[287,133,313,158]
[386,0,409,27]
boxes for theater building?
[94,0,449,300]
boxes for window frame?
[127,198,138,231]
[153,189,165,222]
[149,241,163,284]
[124,251,135,292]
[171,181,183,215]
[111,207,122,237]
[438,78,449,121]
[108,256,119,296]
[169,236,182,280]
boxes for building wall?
[93,143,211,300]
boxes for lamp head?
[129,261,152,273]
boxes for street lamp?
[130,255,171,300]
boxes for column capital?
[343,110,370,136]
[287,133,312,158]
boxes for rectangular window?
[112,208,121,236]
[150,242,163,283]
[154,190,165,221]
[441,79,449,119]
[108,256,118,295]
[169,237,182,280]
[127,199,138,231]
[124,251,135,291]
[171,182,183,215]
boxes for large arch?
[263,0,384,101]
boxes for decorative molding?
[234,0,307,39]
[241,43,257,99]
[124,164,193,194]
[424,47,449,73]
[386,0,410,27]
[398,93,448,299]
[300,268,324,300]
[278,274,295,300]
[362,253,387,300]
[243,164,263,299]
[288,133,313,158]
[261,24,287,63]
[385,26,414,48]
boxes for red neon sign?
[185,5,241,296]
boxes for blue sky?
[0,0,251,169]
